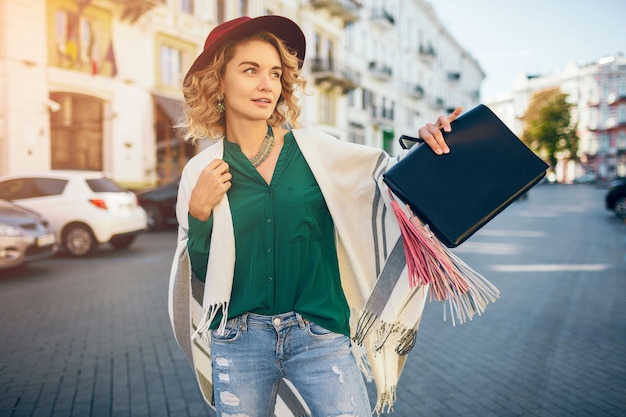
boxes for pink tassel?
[390,197,468,300]
[389,192,499,324]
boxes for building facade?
[0,0,484,186]
[487,54,626,182]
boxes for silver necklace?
[248,126,275,167]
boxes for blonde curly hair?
[181,31,307,142]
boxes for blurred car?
[605,177,626,218]
[573,173,596,184]
[0,171,147,256]
[135,177,179,231]
[0,199,58,270]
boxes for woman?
[168,15,460,416]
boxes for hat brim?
[184,15,306,83]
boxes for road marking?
[478,230,546,238]
[490,264,610,272]
[453,242,518,255]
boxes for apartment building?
[487,54,626,182]
[0,0,483,186]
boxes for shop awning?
[153,94,183,123]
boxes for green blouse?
[187,131,350,336]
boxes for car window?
[0,179,25,200]
[86,178,126,192]
[0,178,66,199]
[34,178,67,197]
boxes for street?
[1,184,625,417]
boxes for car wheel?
[63,224,96,256]
[143,204,163,231]
[109,234,137,250]
[614,196,626,218]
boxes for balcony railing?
[419,44,436,63]
[370,105,394,126]
[407,84,424,99]
[447,71,461,82]
[310,0,362,25]
[370,9,395,28]
[310,57,360,93]
[368,60,392,81]
[114,0,164,22]
[428,97,444,110]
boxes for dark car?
[0,199,58,270]
[135,177,179,231]
[605,177,626,218]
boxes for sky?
[427,0,626,99]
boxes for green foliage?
[521,88,579,168]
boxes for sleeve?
[187,214,213,283]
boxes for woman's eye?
[272,72,282,79]
[244,68,257,74]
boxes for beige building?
[0,0,484,187]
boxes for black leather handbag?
[383,104,549,248]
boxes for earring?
[216,94,225,114]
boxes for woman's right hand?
[188,159,232,221]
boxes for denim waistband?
[234,311,307,332]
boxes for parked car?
[135,177,179,231]
[0,171,147,256]
[573,173,596,184]
[0,199,58,270]
[605,177,626,218]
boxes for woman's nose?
[258,73,273,91]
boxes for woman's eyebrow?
[237,61,282,71]
[238,61,259,67]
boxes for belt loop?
[296,312,306,329]
[239,313,248,332]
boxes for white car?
[0,171,147,256]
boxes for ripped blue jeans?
[210,311,372,417]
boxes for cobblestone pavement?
[0,184,624,417]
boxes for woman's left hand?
[418,106,463,155]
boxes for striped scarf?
[168,128,498,414]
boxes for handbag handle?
[398,135,425,150]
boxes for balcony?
[407,84,424,100]
[428,97,444,110]
[310,58,360,93]
[370,105,394,126]
[113,0,165,22]
[310,0,362,26]
[370,9,395,29]
[419,44,436,63]
[447,71,461,82]
[368,60,392,81]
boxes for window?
[617,131,626,150]
[319,91,336,124]
[348,123,365,145]
[49,5,114,76]
[49,92,104,171]
[619,104,626,123]
[239,0,248,15]
[0,178,67,200]
[217,0,225,23]
[86,178,125,193]
[180,0,194,14]
[159,45,182,87]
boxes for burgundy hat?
[184,15,306,83]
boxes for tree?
[521,88,578,169]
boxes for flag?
[104,40,118,77]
